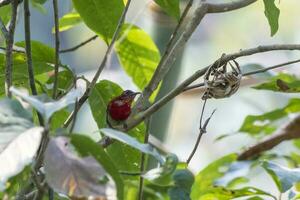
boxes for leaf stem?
[59,35,98,53]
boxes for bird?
[107,90,141,124]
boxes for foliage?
[1,0,300,200]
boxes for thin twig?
[24,0,44,126]
[5,0,18,98]
[186,99,215,164]
[59,35,98,53]
[52,0,60,99]
[0,46,25,53]
[63,0,133,128]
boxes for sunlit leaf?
[239,98,300,136]
[263,0,280,36]
[253,73,300,93]
[101,128,164,164]
[154,0,180,20]
[262,161,300,193]
[70,134,124,200]
[0,5,11,25]
[53,12,82,33]
[44,137,114,199]
[72,0,124,43]
[116,25,160,91]
[10,86,83,121]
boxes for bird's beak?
[131,92,141,97]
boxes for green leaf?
[101,128,164,164]
[154,0,180,20]
[142,154,178,186]
[30,0,47,14]
[263,0,280,36]
[71,134,124,200]
[262,161,300,193]
[53,12,82,33]
[88,80,144,175]
[0,5,11,25]
[72,0,124,43]
[253,73,300,93]
[168,169,194,200]
[239,98,300,136]
[215,161,252,187]
[116,25,161,91]
[191,154,237,199]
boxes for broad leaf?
[191,154,237,199]
[54,12,82,33]
[31,0,48,4]
[0,41,61,96]
[116,25,161,91]
[101,128,164,164]
[262,161,300,193]
[72,0,124,43]
[142,154,178,186]
[0,5,11,25]
[168,169,194,200]
[263,0,280,36]
[154,0,180,20]
[44,137,114,199]
[253,73,300,93]
[215,161,252,187]
[71,134,124,200]
[239,98,300,136]
[10,86,83,121]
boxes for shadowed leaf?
[263,0,280,36]
[44,137,114,199]
[154,0,180,20]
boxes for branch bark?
[238,115,300,160]
[123,44,300,131]
[136,0,258,111]
[5,0,18,98]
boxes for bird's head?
[118,90,141,103]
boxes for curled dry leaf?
[44,137,116,200]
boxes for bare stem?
[60,35,98,53]
[52,0,60,99]
[5,0,18,98]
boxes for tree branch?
[0,0,11,7]
[52,0,60,99]
[238,115,300,160]
[184,58,300,92]
[206,0,257,13]
[136,0,258,111]
[59,35,98,53]
[5,0,18,98]
[63,0,133,128]
[123,44,300,131]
